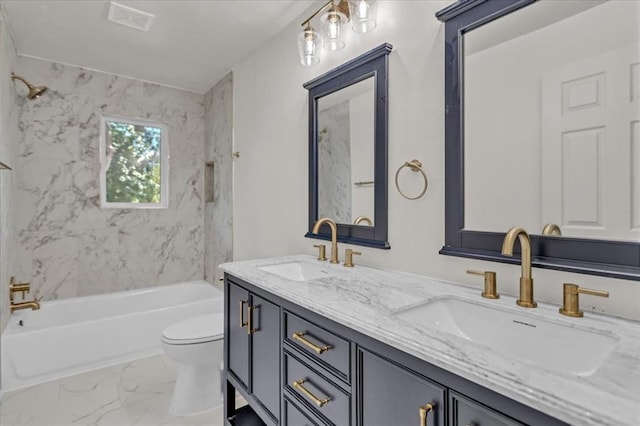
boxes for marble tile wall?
[7,57,206,309]
[318,101,351,223]
[204,73,233,286]
[0,12,20,394]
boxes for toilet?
[161,313,224,416]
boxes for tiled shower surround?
[204,73,233,284]
[5,57,215,325]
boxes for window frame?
[99,114,169,209]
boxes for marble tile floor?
[0,354,234,426]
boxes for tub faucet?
[9,276,40,312]
[11,300,40,313]
[312,217,339,264]
[501,227,537,308]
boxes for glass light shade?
[298,26,321,66]
[348,0,378,33]
[320,9,346,51]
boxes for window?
[99,115,169,208]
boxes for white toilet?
[161,313,224,416]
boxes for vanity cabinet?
[449,392,524,426]
[224,273,566,426]
[226,278,280,425]
[358,349,445,426]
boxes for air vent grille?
[107,2,154,32]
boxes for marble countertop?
[220,255,640,426]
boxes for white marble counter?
[220,255,640,426]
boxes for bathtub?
[1,280,223,391]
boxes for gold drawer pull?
[239,300,247,328]
[292,332,331,354]
[247,305,257,335]
[293,379,330,408]
[419,403,435,426]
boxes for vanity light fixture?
[298,0,378,66]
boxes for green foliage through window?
[105,121,163,204]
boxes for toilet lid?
[162,313,224,344]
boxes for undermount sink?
[394,297,619,376]
[258,260,336,282]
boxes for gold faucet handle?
[313,244,327,261]
[559,283,609,317]
[466,270,499,299]
[343,249,361,268]
[9,277,31,301]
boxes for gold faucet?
[541,223,562,236]
[312,217,339,264]
[11,300,41,312]
[9,276,40,312]
[501,227,537,308]
[353,216,372,226]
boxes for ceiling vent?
[107,2,154,32]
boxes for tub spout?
[11,300,40,313]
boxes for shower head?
[11,72,48,100]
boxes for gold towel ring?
[395,159,428,200]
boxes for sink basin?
[394,297,619,376]
[258,261,336,282]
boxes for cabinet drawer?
[284,396,321,426]
[284,311,350,382]
[450,392,524,426]
[284,351,351,426]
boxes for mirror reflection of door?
[541,44,639,242]
[463,0,639,242]
[317,77,375,226]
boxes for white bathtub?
[1,280,223,391]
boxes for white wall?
[233,1,639,320]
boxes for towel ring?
[395,159,428,200]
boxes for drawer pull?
[239,300,248,328]
[293,379,330,408]
[247,305,257,335]
[419,403,435,426]
[292,332,332,354]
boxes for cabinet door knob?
[419,403,435,426]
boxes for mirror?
[305,43,392,249]
[437,0,640,279]
[318,78,375,226]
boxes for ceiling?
[1,0,315,93]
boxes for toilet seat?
[162,313,223,345]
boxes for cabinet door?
[359,349,445,426]
[450,392,524,426]
[251,295,281,420]
[228,282,250,390]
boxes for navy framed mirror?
[304,43,392,249]
[437,0,640,280]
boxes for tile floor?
[0,355,228,426]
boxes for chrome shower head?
[11,72,48,100]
